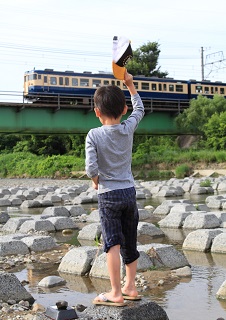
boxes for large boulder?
[182,229,223,252]
[0,272,35,303]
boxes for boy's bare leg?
[122,259,139,297]
[93,244,124,303]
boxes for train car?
[189,79,226,99]
[23,69,190,109]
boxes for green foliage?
[176,95,226,133]
[204,111,226,150]
[175,164,192,178]
[200,179,211,187]
[127,41,168,77]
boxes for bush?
[175,164,192,178]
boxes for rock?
[2,217,33,233]
[38,276,66,288]
[183,212,220,229]
[158,211,191,229]
[0,212,10,224]
[171,266,192,277]
[58,246,98,275]
[47,217,77,230]
[81,299,169,320]
[182,229,223,252]
[216,280,226,300]
[0,272,35,303]
[211,233,226,253]
[41,206,70,218]
[77,223,102,241]
[137,222,165,238]
[21,235,57,252]
[19,219,55,233]
[0,239,29,256]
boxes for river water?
[1,179,226,320]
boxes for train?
[23,69,226,110]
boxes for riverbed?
[1,178,226,320]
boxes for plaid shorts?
[98,187,140,265]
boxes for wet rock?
[65,205,87,216]
[183,212,220,229]
[137,243,189,269]
[41,206,70,217]
[216,280,226,300]
[182,229,223,252]
[171,266,192,277]
[211,233,226,253]
[21,200,42,208]
[38,276,66,288]
[159,211,191,229]
[58,246,98,275]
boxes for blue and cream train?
[24,69,226,109]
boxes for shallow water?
[1,179,226,319]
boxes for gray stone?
[211,233,226,253]
[0,272,34,303]
[0,212,10,224]
[47,217,76,230]
[58,246,98,275]
[82,299,169,320]
[86,209,100,222]
[2,217,33,233]
[138,208,152,220]
[183,212,220,229]
[216,280,226,300]
[41,206,70,217]
[137,243,189,269]
[19,219,55,233]
[21,200,42,208]
[0,239,29,256]
[158,211,191,229]
[38,276,66,288]
[0,198,11,206]
[65,205,87,217]
[182,229,223,252]
[137,222,165,238]
[21,235,57,252]
[77,223,102,241]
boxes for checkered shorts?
[98,187,140,265]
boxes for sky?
[1,0,226,100]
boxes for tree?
[175,95,226,134]
[204,111,226,150]
[126,41,168,78]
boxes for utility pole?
[201,47,204,80]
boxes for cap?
[112,36,133,80]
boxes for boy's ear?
[122,105,128,115]
[94,107,101,117]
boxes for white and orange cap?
[112,36,133,80]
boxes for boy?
[85,71,145,306]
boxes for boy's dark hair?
[94,85,126,119]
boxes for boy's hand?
[123,71,137,95]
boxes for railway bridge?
[0,94,190,135]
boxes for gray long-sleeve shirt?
[85,93,144,194]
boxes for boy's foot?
[93,293,129,307]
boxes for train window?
[28,74,37,80]
[176,85,183,92]
[38,75,41,80]
[116,81,121,86]
[142,82,149,90]
[151,83,156,91]
[215,87,218,93]
[111,80,115,85]
[44,76,47,83]
[104,80,109,85]
[169,85,174,92]
[134,82,138,89]
[72,78,78,86]
[211,87,214,94]
[220,88,225,94]
[50,77,57,85]
[158,84,162,91]
[163,84,167,91]
[92,79,101,87]
[59,77,63,85]
[65,77,69,86]
[80,78,89,86]
[195,86,202,93]
[204,87,209,94]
